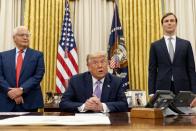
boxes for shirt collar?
[164,35,176,40]
[92,76,105,85]
[16,48,27,54]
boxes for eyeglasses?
[16,33,31,37]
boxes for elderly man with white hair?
[0,26,45,112]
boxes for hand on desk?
[190,98,196,107]
[84,96,103,112]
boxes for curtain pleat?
[24,0,65,99]
[119,0,163,95]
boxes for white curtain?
[70,0,114,72]
[0,0,23,51]
[164,0,196,60]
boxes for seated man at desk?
[59,51,128,112]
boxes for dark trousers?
[170,81,177,95]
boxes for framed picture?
[125,91,147,107]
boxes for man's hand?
[14,96,24,104]
[7,87,23,100]
[190,98,196,107]
[84,96,103,112]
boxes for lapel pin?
[107,85,110,88]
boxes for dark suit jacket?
[59,72,128,112]
[148,37,196,94]
[0,48,45,111]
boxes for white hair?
[13,26,29,37]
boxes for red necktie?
[16,50,23,87]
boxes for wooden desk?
[0,112,196,131]
[44,103,60,112]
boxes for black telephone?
[146,90,175,108]
[172,91,195,107]
[146,90,195,114]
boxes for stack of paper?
[0,113,111,125]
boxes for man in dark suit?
[0,26,45,112]
[148,12,196,95]
[60,51,128,112]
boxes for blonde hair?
[86,51,108,64]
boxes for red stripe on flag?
[56,85,62,93]
[57,53,73,77]
[68,49,78,73]
[56,69,66,85]
[56,69,66,93]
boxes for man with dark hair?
[59,51,128,112]
[148,12,196,95]
[161,12,177,25]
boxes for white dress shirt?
[15,48,27,67]
[78,76,110,113]
[164,35,176,53]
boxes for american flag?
[56,0,78,93]
[108,2,129,89]
[108,3,124,67]
[110,54,120,69]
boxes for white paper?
[192,107,196,113]
[0,115,111,125]
[75,113,107,116]
[162,107,178,117]
[0,112,29,115]
[177,107,195,115]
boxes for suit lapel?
[160,37,172,64]
[20,48,31,77]
[84,73,93,99]
[10,49,16,85]
[173,37,181,63]
[101,74,111,101]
